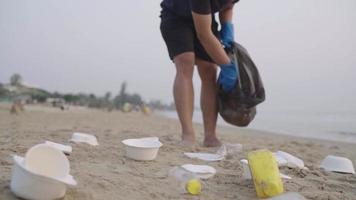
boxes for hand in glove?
[220,22,234,49]
[218,60,238,92]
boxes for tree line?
[0,74,175,111]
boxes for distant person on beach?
[160,0,239,148]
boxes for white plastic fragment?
[266,192,306,200]
[185,143,242,162]
[45,141,72,154]
[184,152,224,162]
[275,151,305,169]
[70,132,98,146]
[181,164,216,179]
[320,155,355,174]
[240,159,252,179]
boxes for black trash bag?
[217,42,265,127]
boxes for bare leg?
[173,52,196,147]
[196,58,221,147]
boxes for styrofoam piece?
[24,144,77,185]
[320,155,355,174]
[266,192,306,200]
[45,141,72,154]
[10,144,77,200]
[70,132,98,146]
[241,159,292,180]
[11,156,67,200]
[181,164,216,179]
[184,152,224,162]
[275,151,305,169]
[122,137,163,161]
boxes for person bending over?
[160,0,239,148]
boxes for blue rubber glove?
[220,22,234,49]
[218,60,238,92]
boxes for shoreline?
[156,110,356,145]
[1,105,355,200]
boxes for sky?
[1,0,355,112]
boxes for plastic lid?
[186,179,201,195]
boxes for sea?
[158,107,356,144]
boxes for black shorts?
[160,10,220,63]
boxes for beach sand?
[0,104,355,200]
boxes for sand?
[0,103,355,200]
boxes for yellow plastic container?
[247,149,284,198]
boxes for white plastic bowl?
[11,156,67,200]
[122,137,162,161]
[70,132,98,146]
[10,144,76,200]
[320,155,355,174]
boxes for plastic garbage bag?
[218,42,265,126]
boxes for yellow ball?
[186,179,201,195]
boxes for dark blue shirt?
[161,0,239,18]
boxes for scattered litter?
[274,154,288,166]
[70,132,98,146]
[274,151,306,169]
[240,159,252,179]
[241,159,292,180]
[266,192,306,200]
[11,144,77,200]
[122,137,162,161]
[184,152,224,162]
[279,173,291,180]
[320,155,355,174]
[248,149,284,198]
[184,143,242,162]
[169,166,202,195]
[45,141,72,155]
[216,143,242,157]
[181,164,216,179]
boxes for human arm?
[219,5,234,48]
[191,5,230,65]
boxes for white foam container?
[320,155,355,174]
[11,156,67,200]
[10,144,77,200]
[122,137,162,161]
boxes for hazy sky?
[1,0,355,112]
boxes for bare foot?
[181,134,199,152]
[204,136,222,147]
